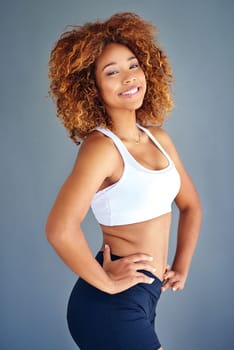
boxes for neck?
[112,119,141,144]
[106,108,142,143]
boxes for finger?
[171,281,184,292]
[111,273,155,293]
[161,273,177,291]
[103,244,111,264]
[133,272,155,285]
[162,265,171,281]
[163,270,175,280]
[134,262,156,274]
[161,280,171,292]
[125,253,154,263]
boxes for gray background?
[1,0,233,349]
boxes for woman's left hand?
[161,265,187,292]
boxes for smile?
[119,86,140,97]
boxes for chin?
[124,99,144,111]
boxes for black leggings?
[67,252,163,350]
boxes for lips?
[119,86,140,96]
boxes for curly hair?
[48,12,174,144]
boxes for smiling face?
[95,43,147,117]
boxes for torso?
[91,125,178,281]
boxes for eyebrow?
[102,56,137,71]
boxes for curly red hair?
[48,12,174,144]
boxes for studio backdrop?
[1,0,233,349]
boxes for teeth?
[121,87,138,96]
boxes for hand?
[103,244,156,294]
[161,264,187,292]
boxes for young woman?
[46,12,202,350]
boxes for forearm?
[172,206,202,278]
[46,226,114,294]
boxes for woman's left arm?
[151,127,202,292]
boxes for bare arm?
[150,127,202,291]
[45,133,155,294]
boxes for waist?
[95,251,163,286]
[101,212,171,247]
[100,214,171,280]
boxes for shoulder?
[147,125,169,139]
[146,125,177,156]
[73,129,121,174]
[79,130,117,158]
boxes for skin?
[46,43,202,349]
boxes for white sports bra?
[91,124,181,226]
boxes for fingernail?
[104,244,108,249]
[172,287,176,292]
[149,257,153,261]
[149,278,155,284]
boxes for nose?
[122,73,136,85]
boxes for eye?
[130,63,139,69]
[106,70,119,76]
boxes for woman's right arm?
[45,133,154,294]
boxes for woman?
[46,12,202,350]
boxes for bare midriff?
[100,212,172,282]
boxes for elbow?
[180,197,203,225]
[45,219,58,245]
[192,202,202,227]
[194,194,203,221]
[178,192,202,218]
[45,218,66,247]
[45,215,82,248]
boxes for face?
[95,43,146,116]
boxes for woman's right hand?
[103,244,156,294]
